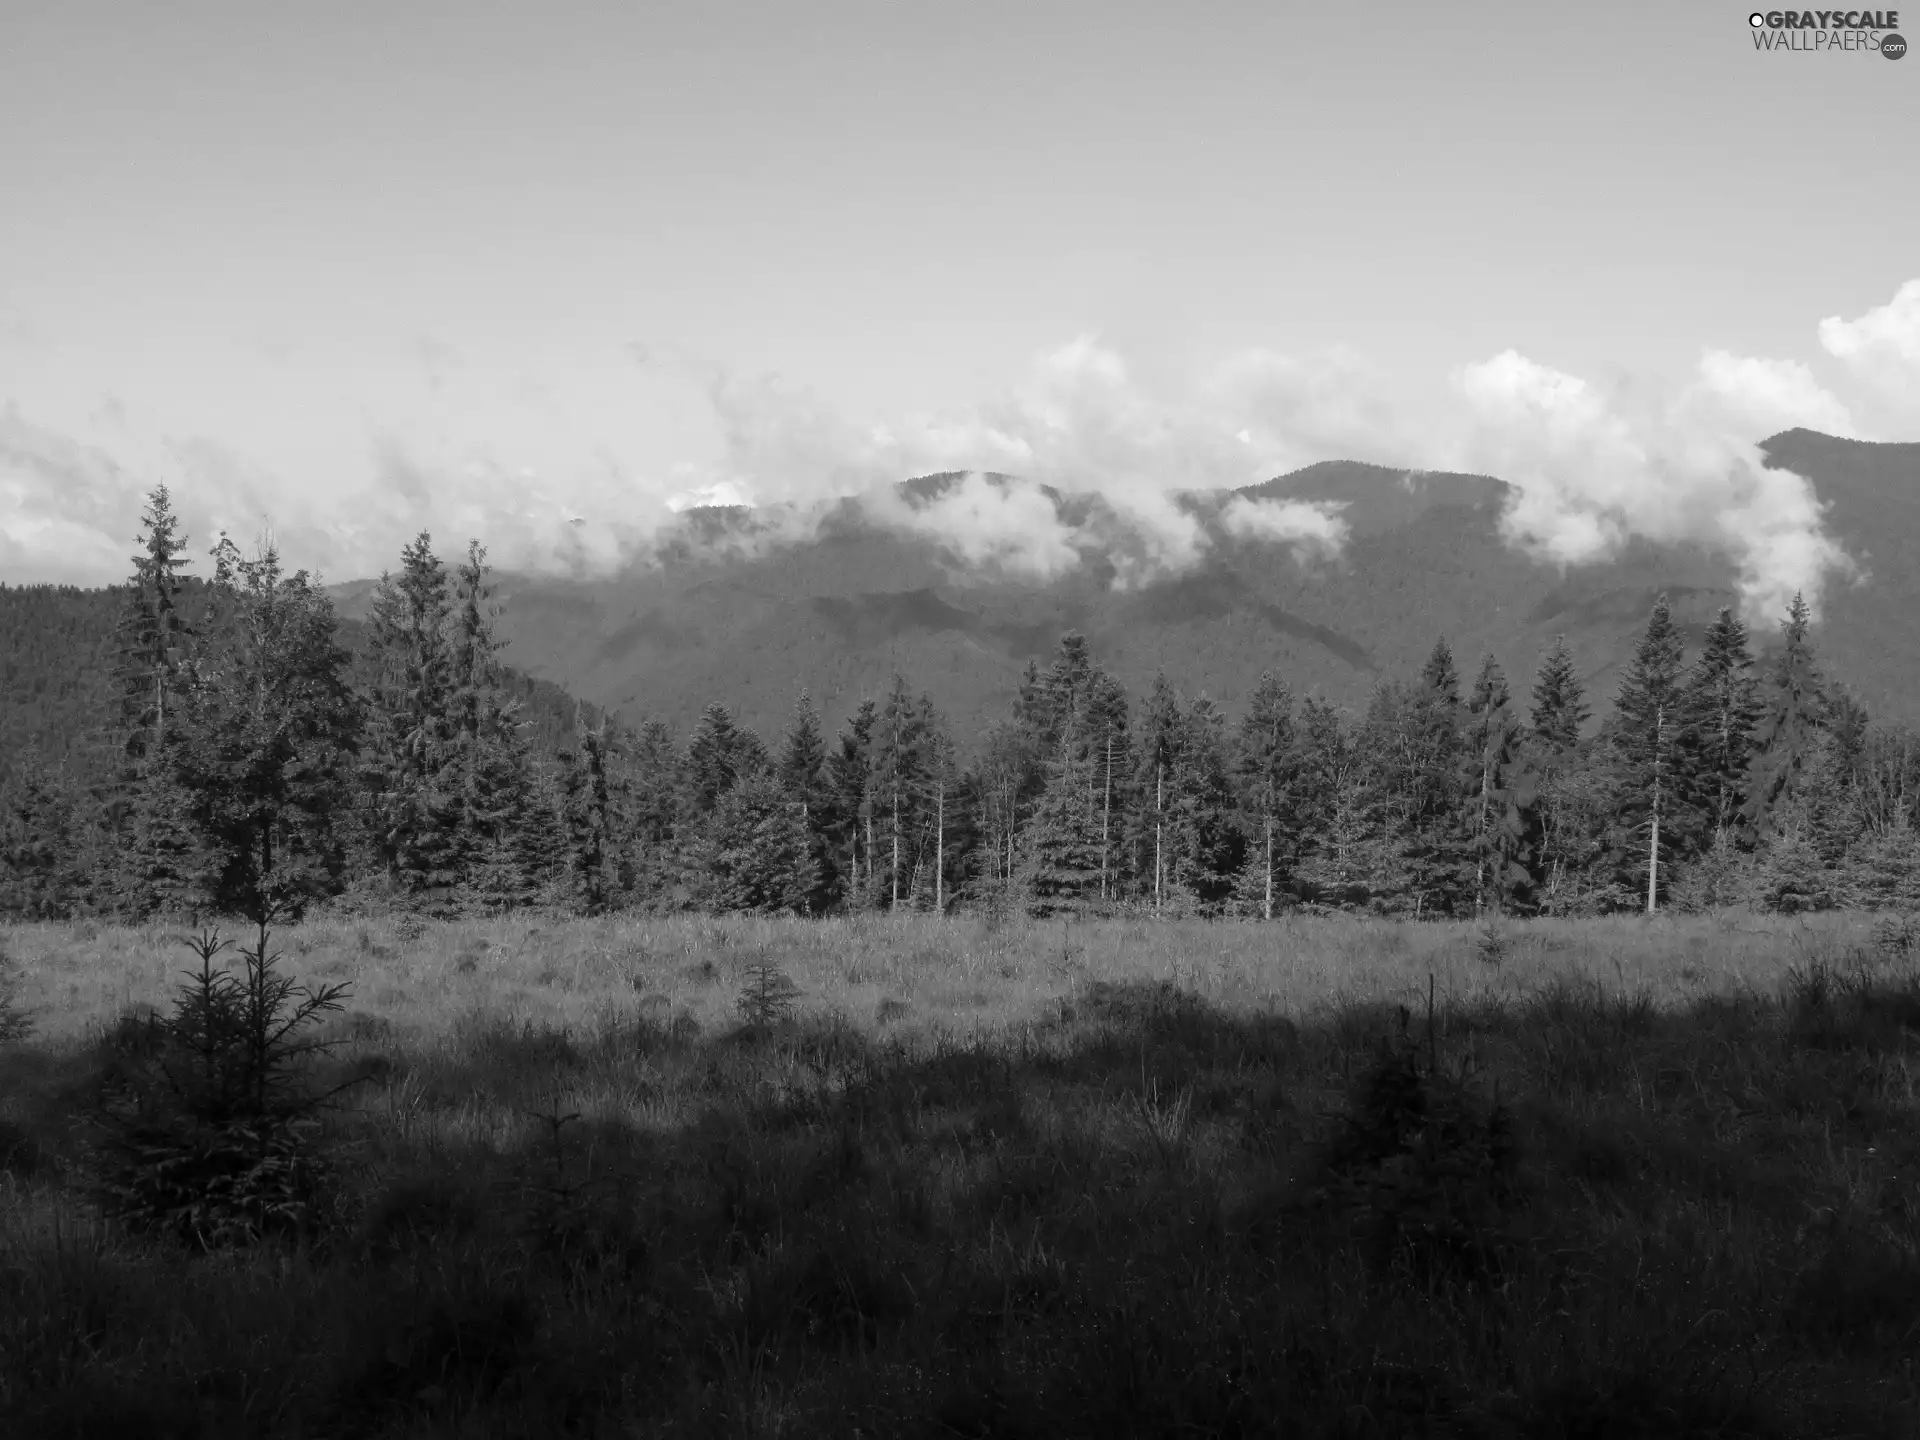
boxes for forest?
[4,485,1918,928]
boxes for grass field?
[3,909,1919,1437]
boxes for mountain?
[322,430,1919,743]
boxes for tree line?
[4,487,1918,924]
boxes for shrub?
[0,940,31,1045]
[736,960,801,1031]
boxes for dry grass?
[1,909,1917,1436]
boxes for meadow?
[2,908,1919,1437]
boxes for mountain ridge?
[305,428,1916,741]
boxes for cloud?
[1819,279,1920,427]
[3,279,1913,604]
[1452,348,1854,622]
[858,472,1082,581]
[1219,496,1351,559]
[697,335,1380,587]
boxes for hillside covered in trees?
[5,485,1919,925]
[345,431,1920,746]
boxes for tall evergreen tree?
[1609,595,1688,913]
[173,535,361,918]
[1680,607,1761,853]
[1021,701,1107,916]
[778,691,837,913]
[1233,671,1298,920]
[1744,592,1828,837]
[1464,654,1536,913]
[828,699,878,907]
[1133,672,1186,915]
[359,532,463,899]
[697,771,820,914]
[1529,635,1589,752]
[870,672,930,910]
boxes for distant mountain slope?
[318,432,1920,743]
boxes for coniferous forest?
[5,486,1918,928]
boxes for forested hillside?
[5,484,1919,925]
[338,432,1920,745]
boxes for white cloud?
[1452,348,1854,622]
[1818,278,1920,428]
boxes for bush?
[0,940,31,1045]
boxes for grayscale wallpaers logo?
[1747,9,1906,54]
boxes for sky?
[1,0,1915,616]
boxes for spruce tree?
[1021,702,1107,916]
[173,536,361,918]
[1133,673,1185,915]
[1744,592,1828,837]
[111,486,199,916]
[360,533,463,900]
[1464,654,1536,913]
[778,691,837,912]
[1679,607,1761,853]
[1529,635,1589,752]
[698,771,819,914]
[869,672,928,910]
[1609,595,1688,913]
[1233,672,1297,920]
[828,700,878,909]
[0,750,85,919]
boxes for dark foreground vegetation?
[4,912,1920,1438]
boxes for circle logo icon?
[1749,11,1766,25]
[1882,32,1907,57]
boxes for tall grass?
[1,910,1916,1436]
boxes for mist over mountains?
[324,428,1920,742]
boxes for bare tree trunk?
[1101,732,1112,902]
[1646,707,1664,915]
[1154,763,1164,915]
[891,783,900,912]
[1264,816,1274,921]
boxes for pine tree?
[0,750,86,919]
[870,672,928,910]
[778,691,837,913]
[1609,595,1688,913]
[1679,607,1761,852]
[110,486,199,916]
[1232,672,1297,919]
[687,702,767,815]
[697,771,819,914]
[1464,654,1536,913]
[1133,673,1185,915]
[172,535,361,919]
[1021,702,1107,917]
[828,700,878,909]
[1744,592,1828,837]
[359,533,463,900]
[1529,635,1589,752]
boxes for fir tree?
[698,771,819,914]
[1133,673,1186,915]
[1464,654,1536,913]
[1744,591,1828,836]
[1679,607,1761,852]
[0,750,85,919]
[1529,635,1589,752]
[173,536,361,919]
[1609,595,1688,913]
[778,691,837,913]
[828,700,878,908]
[870,672,929,910]
[1232,672,1297,920]
[359,532,463,898]
[687,702,767,814]
[1021,703,1106,917]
